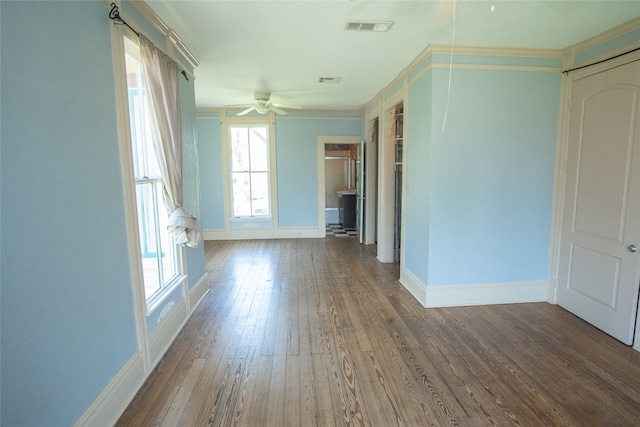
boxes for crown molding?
[125,0,199,69]
[426,44,562,58]
[567,16,640,56]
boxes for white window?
[124,37,181,302]
[229,125,271,217]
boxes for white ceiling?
[145,1,640,111]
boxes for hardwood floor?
[116,238,640,426]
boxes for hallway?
[117,238,640,426]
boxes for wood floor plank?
[116,238,640,427]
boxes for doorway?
[324,143,358,236]
[317,136,363,239]
[377,102,404,263]
[555,57,640,345]
[364,117,379,246]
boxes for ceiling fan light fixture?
[255,102,270,114]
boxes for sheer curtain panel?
[139,35,201,247]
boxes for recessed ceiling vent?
[345,20,393,32]
[318,76,342,84]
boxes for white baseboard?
[635,314,640,352]
[73,351,145,427]
[203,226,322,240]
[203,228,229,240]
[399,267,427,305]
[189,272,210,313]
[148,299,188,369]
[424,279,549,308]
[400,266,548,308]
[75,277,212,427]
[275,226,321,239]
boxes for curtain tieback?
[168,206,201,248]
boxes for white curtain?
[139,35,201,247]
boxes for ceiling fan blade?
[224,103,254,108]
[269,105,288,115]
[272,102,301,110]
[237,106,255,116]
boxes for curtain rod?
[108,3,189,81]
[562,46,640,75]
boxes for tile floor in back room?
[325,223,358,237]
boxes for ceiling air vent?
[345,20,393,32]
[318,76,342,84]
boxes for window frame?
[223,117,277,231]
[119,33,186,313]
[228,124,272,219]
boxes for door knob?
[628,244,637,253]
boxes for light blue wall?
[0,1,205,425]
[404,71,433,282]
[197,113,226,229]
[403,66,560,286]
[1,1,137,425]
[275,114,361,227]
[180,76,206,287]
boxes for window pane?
[156,183,177,284]
[126,57,161,180]
[136,183,161,298]
[251,172,269,215]
[125,37,180,304]
[232,172,251,217]
[249,127,268,171]
[231,127,250,171]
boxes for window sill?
[230,217,273,229]
[145,274,187,315]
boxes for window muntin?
[125,37,180,301]
[230,126,270,217]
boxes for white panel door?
[557,59,640,345]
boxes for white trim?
[426,44,562,58]
[635,313,640,351]
[124,0,199,70]
[148,299,188,368]
[547,49,576,306]
[74,275,211,426]
[110,22,152,370]
[399,267,427,305]
[198,108,360,117]
[145,274,187,315]
[221,115,279,234]
[317,135,362,241]
[203,228,230,240]
[73,351,145,427]
[188,272,210,314]
[276,226,322,239]
[565,38,640,73]
[276,114,361,120]
[549,48,640,351]
[565,16,640,58]
[432,63,560,73]
[363,101,382,246]
[424,280,549,308]
[377,98,403,264]
[203,226,323,240]
[408,62,561,86]
[400,267,548,308]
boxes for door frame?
[377,91,405,263]
[317,135,362,237]
[549,49,640,351]
[364,115,379,245]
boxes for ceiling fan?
[228,92,301,116]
